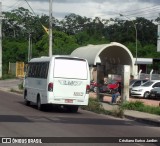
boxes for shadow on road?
[0,115,32,122]
[3,102,154,127]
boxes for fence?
[140,73,160,80]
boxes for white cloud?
[1,0,160,20]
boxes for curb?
[101,102,160,127]
[124,115,160,127]
[0,88,23,96]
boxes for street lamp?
[120,14,138,65]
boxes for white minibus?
[24,55,90,112]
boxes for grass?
[10,88,23,94]
[81,97,160,118]
[81,98,106,114]
[18,82,24,90]
[121,101,160,115]
[0,74,16,80]
[81,98,124,118]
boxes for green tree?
[35,30,79,56]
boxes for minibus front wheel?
[24,90,30,106]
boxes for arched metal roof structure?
[71,42,134,68]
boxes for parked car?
[129,79,148,93]
[149,87,160,99]
[131,80,160,98]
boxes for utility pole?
[49,0,53,57]
[28,33,32,62]
[0,2,3,78]
[157,13,160,52]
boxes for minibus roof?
[29,55,86,63]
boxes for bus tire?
[144,92,149,98]
[67,105,79,113]
[24,90,30,106]
[37,96,44,111]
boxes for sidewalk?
[90,93,160,127]
[101,102,160,126]
[0,79,160,126]
[0,78,23,92]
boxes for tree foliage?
[2,7,160,73]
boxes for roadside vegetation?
[81,98,124,118]
[121,101,160,115]
[2,7,160,73]
[18,82,24,90]
[0,73,16,80]
[81,98,160,118]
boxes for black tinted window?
[133,81,141,86]
[28,62,49,79]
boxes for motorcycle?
[90,81,111,93]
[90,80,120,94]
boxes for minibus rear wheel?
[37,96,44,111]
[67,105,79,113]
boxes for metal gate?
[16,62,25,78]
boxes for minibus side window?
[27,62,49,78]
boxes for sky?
[1,0,160,20]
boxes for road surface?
[0,90,159,146]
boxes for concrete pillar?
[134,65,138,79]
[89,67,94,81]
[121,65,130,102]
[157,16,160,52]
[96,64,104,100]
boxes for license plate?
[65,99,73,103]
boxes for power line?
[122,4,160,14]
[5,0,20,11]
[24,0,43,26]
[120,4,160,20]
[3,0,26,12]
[126,7,160,17]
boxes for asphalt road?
[0,90,159,146]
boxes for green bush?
[81,98,105,114]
